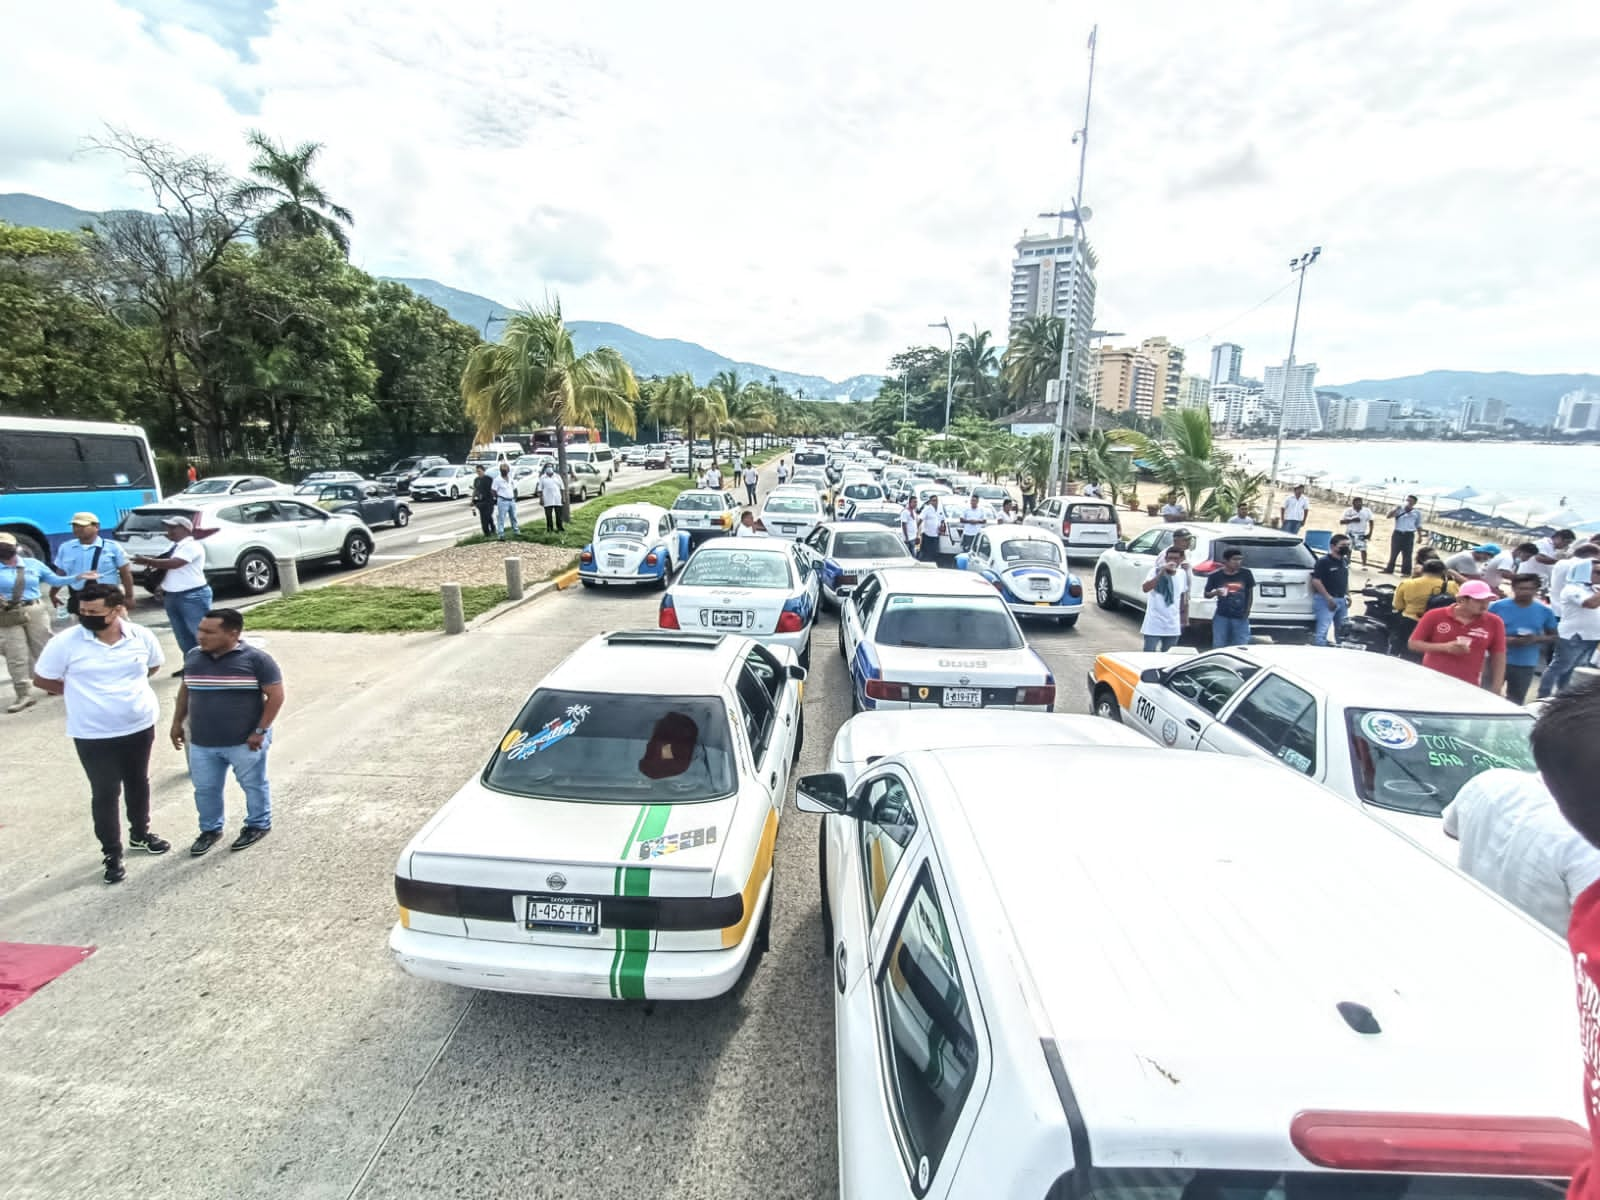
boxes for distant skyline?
[3,0,1597,382]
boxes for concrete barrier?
[276,556,300,597]
[505,556,524,601]
[553,567,580,590]
[441,582,465,634]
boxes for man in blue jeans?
[170,607,285,854]
[131,515,211,674]
[1310,534,1352,646]
[1204,548,1255,646]
[1543,557,1600,698]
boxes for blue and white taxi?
[578,502,690,588]
[660,536,820,666]
[955,523,1082,627]
[1088,643,1536,861]
[799,521,915,607]
[839,567,1055,712]
[669,488,739,544]
[797,744,1584,1198]
[390,630,803,1001]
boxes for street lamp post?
[929,319,954,435]
[902,367,911,423]
[1262,247,1322,526]
[482,313,505,339]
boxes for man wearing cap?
[1445,543,1501,587]
[131,516,212,671]
[1408,579,1507,693]
[1384,495,1423,575]
[52,512,135,613]
[1,532,82,712]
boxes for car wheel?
[657,560,674,590]
[1093,685,1122,722]
[1057,614,1078,629]
[7,529,48,561]
[818,821,833,952]
[579,577,596,589]
[1095,568,1120,611]
[235,550,276,595]
[341,532,373,568]
[754,869,773,956]
[394,506,411,527]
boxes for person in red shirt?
[1407,578,1506,692]
[1530,678,1600,1198]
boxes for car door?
[789,543,820,623]
[1132,655,1257,751]
[842,573,883,683]
[801,525,830,571]
[739,645,797,800]
[230,499,295,558]
[734,654,786,811]
[363,486,396,525]
[1114,527,1166,599]
[275,500,341,557]
[1200,673,1322,779]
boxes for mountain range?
[1322,370,1598,424]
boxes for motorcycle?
[1343,583,1397,654]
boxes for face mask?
[78,613,111,631]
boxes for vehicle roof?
[596,502,670,520]
[919,745,1580,1163]
[871,567,998,597]
[692,535,791,555]
[988,524,1061,543]
[540,630,746,696]
[832,711,1152,765]
[1209,645,1528,713]
[820,520,904,535]
[1163,521,1303,541]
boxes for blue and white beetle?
[955,523,1083,628]
[578,502,690,589]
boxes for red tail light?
[1062,520,1072,540]
[1068,582,1083,598]
[644,552,659,565]
[1016,685,1055,707]
[659,605,680,630]
[1290,1111,1589,1178]
[580,550,593,563]
[775,611,804,633]
[864,679,912,702]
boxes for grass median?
[244,584,506,633]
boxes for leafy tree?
[1113,407,1226,515]
[1001,315,1062,407]
[648,373,726,473]
[234,130,354,254]
[1018,434,1056,498]
[952,325,1000,416]
[359,281,478,444]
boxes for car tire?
[1057,614,1078,629]
[394,506,411,527]
[1093,685,1122,722]
[235,550,276,595]
[656,560,674,590]
[754,870,773,956]
[1095,568,1120,611]
[341,532,373,569]
[449,486,460,499]
[799,637,812,670]
[580,577,596,589]
[7,529,48,561]
[818,821,833,952]
[792,708,804,765]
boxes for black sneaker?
[171,669,185,678]
[129,831,171,855]
[103,855,125,884]
[190,830,224,857]
[231,826,270,852]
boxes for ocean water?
[1224,439,1600,526]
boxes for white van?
[465,442,524,471]
[562,442,616,481]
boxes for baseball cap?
[1472,543,1501,556]
[0,531,15,546]
[1459,580,1496,599]
[161,515,194,532]
[70,511,101,527]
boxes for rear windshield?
[679,549,792,589]
[673,493,722,511]
[119,509,198,535]
[1065,503,1116,523]
[842,484,881,499]
[1345,709,1536,816]
[833,531,907,560]
[794,452,826,467]
[766,495,819,514]
[1000,540,1061,565]
[1216,538,1317,570]
[973,486,1008,501]
[1067,1166,1561,1199]
[484,689,735,803]
[851,509,901,528]
[597,517,650,538]
[874,596,1023,650]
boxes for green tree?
[1114,407,1227,515]
[1000,315,1061,407]
[952,326,1000,416]
[234,130,355,254]
[1018,433,1056,498]
[358,280,478,445]
[648,373,726,474]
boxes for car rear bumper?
[1006,600,1081,618]
[579,564,664,585]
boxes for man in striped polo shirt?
[170,608,285,855]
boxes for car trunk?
[1062,503,1119,550]
[997,563,1068,605]
[873,644,1044,708]
[595,535,649,576]
[671,586,788,635]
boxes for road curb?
[466,580,561,631]
[553,568,580,589]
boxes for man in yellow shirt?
[1389,558,1458,659]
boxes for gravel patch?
[345,542,576,589]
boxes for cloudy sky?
[5,0,1597,385]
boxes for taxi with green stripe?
[389,629,805,1000]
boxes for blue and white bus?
[0,416,163,560]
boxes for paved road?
[0,496,1147,1199]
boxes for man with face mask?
[1310,534,1353,647]
[1,531,81,712]
[32,582,170,882]
[493,463,521,539]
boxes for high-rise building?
[1556,389,1600,433]
[1209,343,1243,387]
[1090,345,1157,417]
[1326,397,1393,433]
[1178,374,1211,410]
[1263,360,1322,433]
[1455,396,1507,431]
[1008,231,1098,410]
[1139,337,1185,418]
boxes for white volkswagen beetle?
[578,502,689,588]
[955,524,1083,627]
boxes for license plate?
[1028,577,1051,592]
[1034,600,1050,606]
[525,895,599,933]
[778,525,796,533]
[711,610,744,628]
[607,555,625,568]
[1261,583,1286,597]
[942,687,982,708]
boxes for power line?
[1172,278,1299,352]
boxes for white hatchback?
[660,536,821,666]
[578,502,688,588]
[760,487,826,542]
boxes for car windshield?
[874,595,1023,650]
[679,549,791,589]
[1215,538,1317,570]
[484,689,735,803]
[386,458,421,472]
[973,486,1007,501]
[842,484,880,499]
[418,467,455,479]
[1077,1166,1555,1199]
[833,531,907,560]
[674,494,722,511]
[1345,708,1536,816]
[182,478,237,494]
[765,496,818,514]
[1000,539,1061,565]
[597,517,651,538]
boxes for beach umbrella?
[1437,507,1491,523]
[1468,490,1516,514]
[1572,517,1600,534]
[1533,507,1588,528]
[1443,485,1480,502]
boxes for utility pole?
[930,319,954,434]
[1262,247,1322,526]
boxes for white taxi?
[660,536,820,666]
[1087,644,1537,860]
[578,502,689,588]
[760,486,827,541]
[390,630,804,1001]
[798,745,1585,1199]
[669,488,739,544]
[955,524,1082,627]
[798,520,915,607]
[839,568,1055,713]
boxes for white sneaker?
[6,695,37,714]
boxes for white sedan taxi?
[760,486,827,541]
[390,630,804,1001]
[1088,644,1536,859]
[955,524,1082,627]
[660,536,820,666]
[839,567,1055,713]
[578,502,689,588]
[669,488,739,543]
[797,745,1585,1198]
[799,520,915,607]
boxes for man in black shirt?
[1311,533,1353,646]
[470,465,495,537]
[1204,548,1255,647]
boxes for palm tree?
[724,386,774,456]
[891,423,927,460]
[1113,407,1226,516]
[1000,315,1062,406]
[460,300,638,516]
[234,130,354,253]
[650,374,727,473]
[952,326,1000,415]
[1204,465,1269,519]
[1019,433,1056,499]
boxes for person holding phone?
[1309,534,1353,647]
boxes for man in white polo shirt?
[131,514,211,673]
[32,582,171,883]
[918,495,946,564]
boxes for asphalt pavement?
[0,469,1147,1200]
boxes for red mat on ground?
[0,942,96,1016]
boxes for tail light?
[1016,685,1056,707]
[644,552,659,565]
[776,610,804,633]
[864,679,912,702]
[1062,520,1072,540]
[1068,581,1082,598]
[721,512,733,529]
[1289,1111,1589,1178]
[580,549,593,563]
[659,596,680,629]
[396,875,458,917]
[837,573,857,586]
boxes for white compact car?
[760,487,827,542]
[390,630,804,1001]
[797,744,1586,1199]
[409,464,476,501]
[799,521,915,607]
[1094,521,1318,638]
[660,536,820,666]
[839,499,903,530]
[955,524,1082,627]
[578,503,690,588]
[177,474,288,498]
[670,488,739,543]
[839,567,1055,713]
[116,497,375,595]
[1025,495,1123,560]
[1088,644,1537,862]
[834,480,886,521]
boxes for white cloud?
[3,0,1597,383]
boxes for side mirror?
[787,664,807,682]
[1139,667,1164,684]
[1114,540,1128,552]
[954,554,970,570]
[795,772,852,816]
